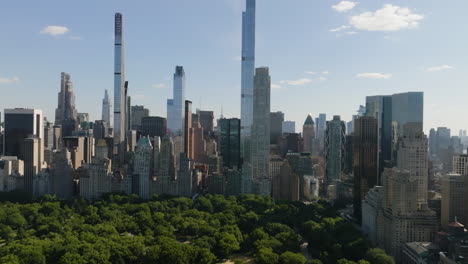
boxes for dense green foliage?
[0,194,394,264]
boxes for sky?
[0,0,467,134]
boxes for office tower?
[240,0,256,159]
[429,128,437,158]
[396,123,428,206]
[155,136,176,195]
[167,66,186,135]
[184,100,193,157]
[270,111,284,144]
[219,118,241,169]
[153,137,161,175]
[113,13,126,166]
[272,160,299,201]
[54,72,79,137]
[325,115,346,184]
[125,83,131,133]
[353,116,378,222]
[391,92,423,132]
[280,133,301,156]
[178,153,193,197]
[141,116,167,138]
[316,113,327,149]
[441,173,466,227]
[134,137,153,199]
[195,109,214,137]
[95,139,109,160]
[4,109,43,160]
[24,137,41,195]
[131,105,149,131]
[63,136,93,169]
[93,120,109,141]
[303,114,315,153]
[366,95,392,184]
[43,118,54,150]
[50,150,74,199]
[282,121,295,134]
[102,89,111,127]
[376,168,437,262]
[250,67,271,195]
[453,155,468,175]
[77,113,89,124]
[79,153,112,201]
[191,123,206,163]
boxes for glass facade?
[220,118,241,169]
[113,13,126,164]
[240,0,256,159]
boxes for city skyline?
[1,0,466,133]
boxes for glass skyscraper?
[167,66,185,135]
[113,13,126,165]
[240,0,256,160]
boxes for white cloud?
[332,1,357,13]
[426,65,454,72]
[40,25,69,36]
[304,71,317,75]
[271,84,282,89]
[318,77,327,81]
[330,25,351,32]
[152,83,165,89]
[279,78,313,86]
[356,72,392,79]
[0,76,20,84]
[322,71,330,75]
[346,31,358,35]
[350,4,424,31]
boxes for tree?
[214,232,240,258]
[255,247,279,264]
[365,248,395,264]
[279,251,306,264]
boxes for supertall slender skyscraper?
[102,89,111,127]
[167,66,186,135]
[240,0,256,160]
[113,13,126,165]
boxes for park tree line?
[0,193,394,264]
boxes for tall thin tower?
[102,89,111,126]
[240,0,256,161]
[113,13,126,165]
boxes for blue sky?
[0,0,467,134]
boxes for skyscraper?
[134,137,153,199]
[113,13,126,166]
[395,123,428,207]
[219,118,241,169]
[55,72,78,137]
[240,0,256,159]
[131,105,149,131]
[4,109,43,160]
[102,89,111,127]
[325,115,346,184]
[316,113,327,150]
[184,100,193,157]
[167,66,186,135]
[270,111,284,144]
[24,137,41,195]
[251,67,270,195]
[303,114,316,153]
[353,116,378,222]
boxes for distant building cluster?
[1,1,468,263]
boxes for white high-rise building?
[113,13,126,166]
[134,137,153,199]
[240,0,256,160]
[167,66,186,135]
